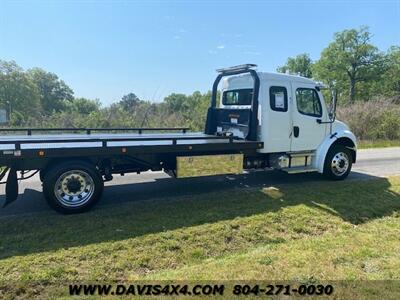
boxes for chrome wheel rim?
[54,170,94,207]
[331,152,350,176]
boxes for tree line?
[277,26,399,103]
[0,26,399,137]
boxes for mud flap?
[3,168,18,207]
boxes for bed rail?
[0,134,237,150]
[0,127,189,135]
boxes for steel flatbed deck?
[0,129,263,167]
[0,126,262,209]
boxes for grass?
[0,176,399,298]
[358,139,400,149]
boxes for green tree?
[162,91,212,131]
[277,53,313,78]
[164,93,189,112]
[313,26,385,103]
[27,68,74,114]
[67,98,101,114]
[0,60,41,124]
[187,91,211,130]
[119,93,140,112]
[381,46,400,98]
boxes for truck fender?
[314,130,357,173]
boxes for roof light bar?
[216,64,257,74]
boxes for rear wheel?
[323,145,352,180]
[43,161,103,214]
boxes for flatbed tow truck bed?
[0,127,263,209]
[0,128,263,166]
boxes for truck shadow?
[0,172,399,260]
[100,170,376,207]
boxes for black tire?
[323,145,353,180]
[43,160,103,214]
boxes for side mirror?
[329,88,337,121]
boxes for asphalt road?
[1,147,399,216]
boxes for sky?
[1,0,399,105]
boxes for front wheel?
[43,161,104,214]
[323,145,353,180]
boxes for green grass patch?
[358,139,400,149]
[0,176,399,298]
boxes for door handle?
[293,126,299,138]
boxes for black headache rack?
[204,64,260,141]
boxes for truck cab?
[205,64,357,179]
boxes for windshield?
[222,89,253,105]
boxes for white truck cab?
[206,64,357,180]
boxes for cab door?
[260,80,292,153]
[290,83,327,151]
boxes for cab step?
[281,166,319,174]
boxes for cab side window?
[296,88,322,117]
[269,86,288,112]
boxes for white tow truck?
[0,64,356,213]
